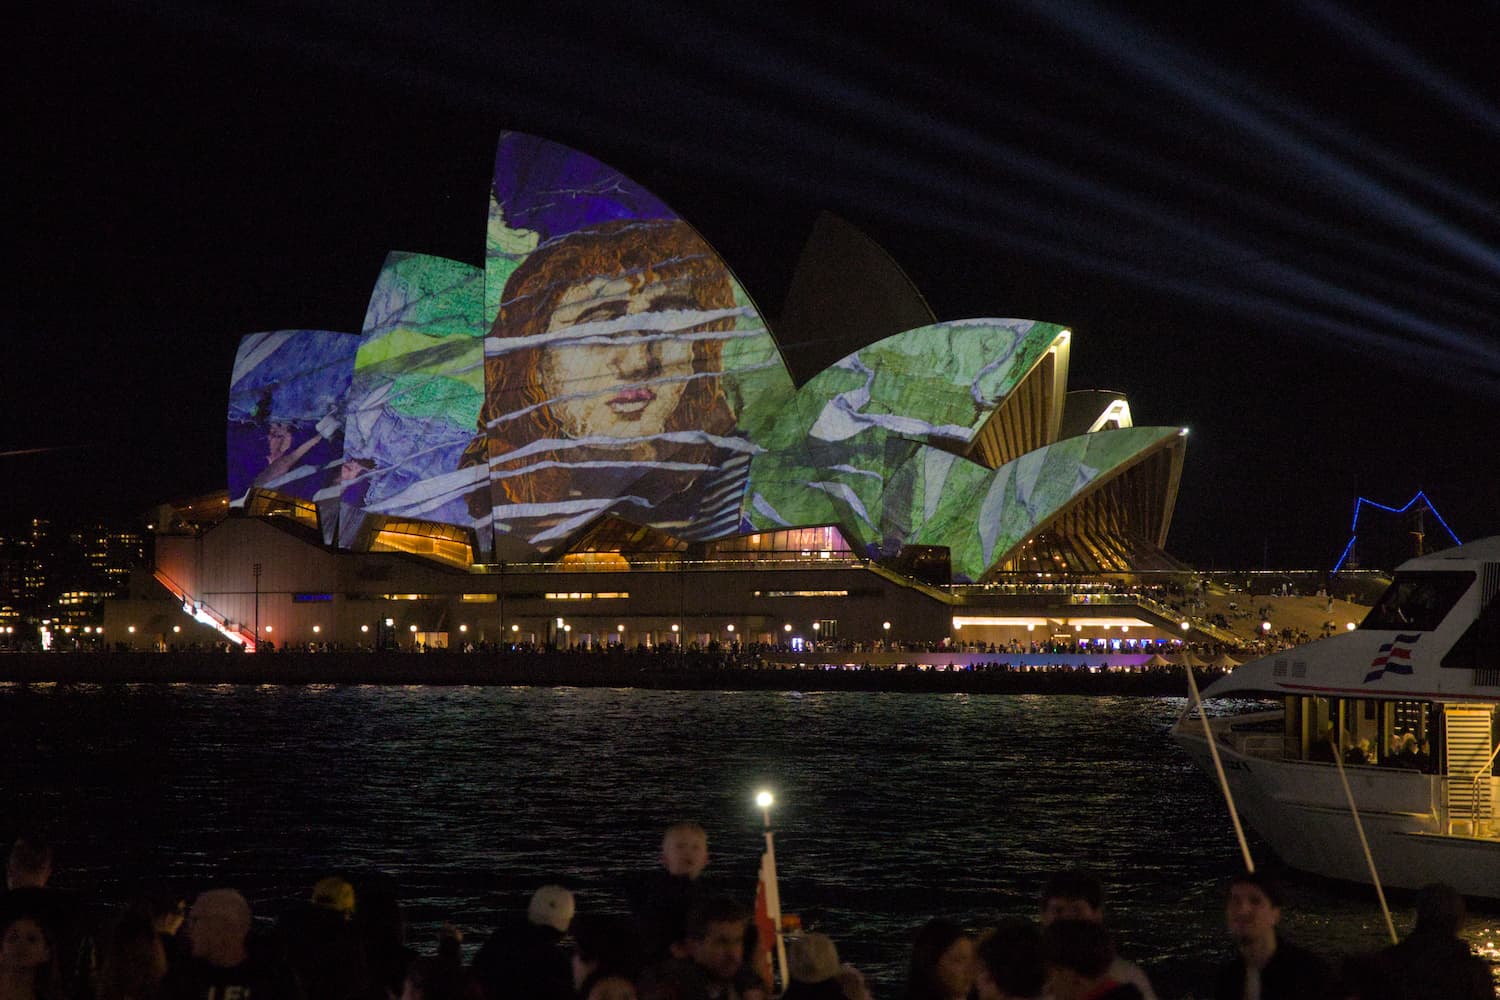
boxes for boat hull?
[1172,727,1500,899]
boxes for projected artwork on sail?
[464,132,790,554]
[227,330,357,507]
[337,253,487,546]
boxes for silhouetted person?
[1041,920,1141,1000]
[975,920,1045,1000]
[278,877,369,1000]
[1358,883,1494,1000]
[469,885,574,1000]
[1039,871,1155,1000]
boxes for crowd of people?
[0,827,1492,1000]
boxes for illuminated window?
[753,590,849,598]
[371,521,474,568]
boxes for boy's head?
[660,822,709,879]
[1225,871,1283,947]
[1039,870,1104,926]
[684,896,748,984]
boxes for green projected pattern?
[745,426,1176,581]
[753,319,1065,453]
[338,253,487,545]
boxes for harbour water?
[1,683,1494,998]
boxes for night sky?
[10,1,1499,568]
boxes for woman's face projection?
[540,273,698,440]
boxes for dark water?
[1,683,1495,998]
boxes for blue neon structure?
[1330,491,1461,573]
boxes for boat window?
[1440,584,1500,669]
[1284,695,1434,771]
[1360,571,1475,632]
[1377,700,1435,772]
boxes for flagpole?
[756,790,789,994]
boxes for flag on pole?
[755,839,788,992]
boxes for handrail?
[151,569,253,645]
[1469,740,1500,829]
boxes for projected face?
[541,275,697,440]
[266,422,294,465]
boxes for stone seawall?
[0,651,1215,695]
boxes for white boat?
[1172,537,1500,898]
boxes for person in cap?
[1212,871,1333,1000]
[278,875,368,1000]
[469,885,574,1000]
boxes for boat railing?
[1197,711,1285,761]
[1466,743,1500,837]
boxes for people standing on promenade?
[470,884,575,1000]
[1040,919,1142,1000]
[1038,871,1156,1000]
[0,912,62,1000]
[1350,883,1495,1000]
[0,835,95,1000]
[1212,871,1333,1000]
[899,919,975,1000]
[277,876,369,1000]
[641,896,761,1000]
[162,889,302,1000]
[627,823,716,965]
[974,919,1044,1000]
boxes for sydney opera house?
[110,132,1192,652]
